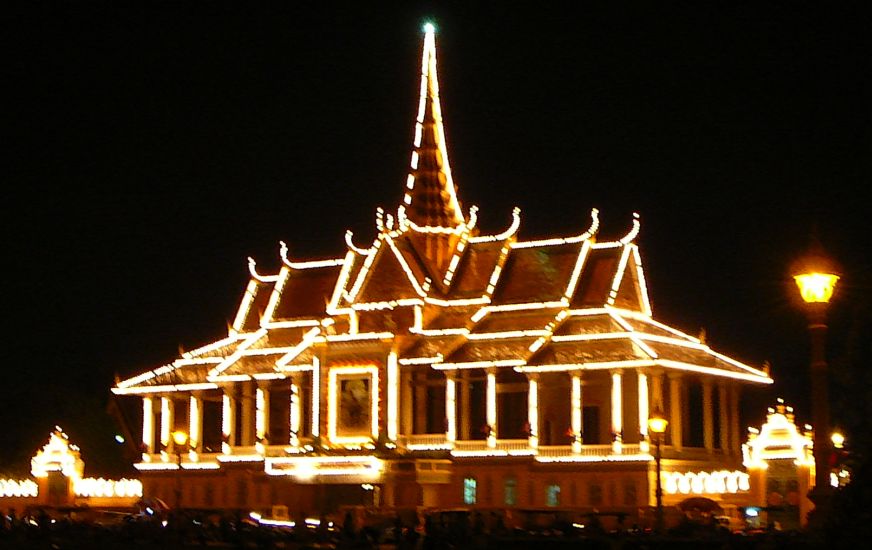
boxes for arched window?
[546,483,560,507]
[503,477,517,506]
[463,477,477,505]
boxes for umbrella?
[677,497,723,514]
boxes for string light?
[110,23,777,508]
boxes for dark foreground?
[0,515,831,550]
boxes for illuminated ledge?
[264,456,383,479]
[134,462,180,471]
[451,449,537,458]
[534,453,652,463]
[217,454,264,463]
[407,443,453,451]
[182,462,220,470]
[134,460,221,470]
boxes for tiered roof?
[114,24,771,396]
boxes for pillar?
[387,351,398,441]
[414,371,427,434]
[486,368,497,447]
[142,396,155,455]
[668,374,683,450]
[446,372,457,443]
[718,381,729,452]
[241,382,255,446]
[651,370,664,411]
[256,384,270,445]
[702,380,714,452]
[730,384,741,454]
[527,374,539,448]
[401,369,413,437]
[611,370,623,453]
[460,370,471,440]
[160,396,174,452]
[571,372,582,453]
[638,371,649,450]
[189,394,204,453]
[222,388,237,453]
[290,378,301,447]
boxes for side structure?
[112,24,772,517]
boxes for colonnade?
[140,368,741,456]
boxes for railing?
[400,434,450,448]
[139,439,662,466]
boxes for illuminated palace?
[112,25,773,516]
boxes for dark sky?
[5,2,870,474]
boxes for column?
[460,370,471,440]
[638,371,649,451]
[256,384,270,445]
[445,372,457,444]
[222,388,237,453]
[668,374,683,450]
[702,380,714,452]
[312,356,321,438]
[718,382,729,452]
[527,374,539,448]
[160,396,174,453]
[414,371,427,434]
[571,372,582,454]
[486,368,497,447]
[387,351,398,441]
[189,394,204,453]
[241,382,255,446]
[730,384,741,454]
[400,369,413,437]
[289,378,301,447]
[611,370,623,453]
[142,396,155,455]
[651,370,664,411]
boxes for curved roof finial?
[619,212,641,244]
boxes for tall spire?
[399,22,464,229]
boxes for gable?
[355,245,423,304]
[570,246,622,307]
[491,241,583,305]
[272,265,343,320]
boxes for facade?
[743,399,815,530]
[0,428,142,516]
[112,25,773,519]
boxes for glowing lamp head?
[172,430,188,448]
[648,408,668,435]
[831,431,845,449]
[790,233,840,304]
[793,273,839,303]
[423,22,436,34]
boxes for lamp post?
[791,235,840,524]
[648,408,668,534]
[172,430,188,510]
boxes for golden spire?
[398,22,464,229]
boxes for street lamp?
[172,430,188,510]
[791,235,840,523]
[648,407,668,534]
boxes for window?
[589,483,603,506]
[623,481,637,506]
[546,484,560,507]
[504,478,517,506]
[463,477,477,505]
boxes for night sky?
[6,3,870,475]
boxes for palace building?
[112,24,772,518]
